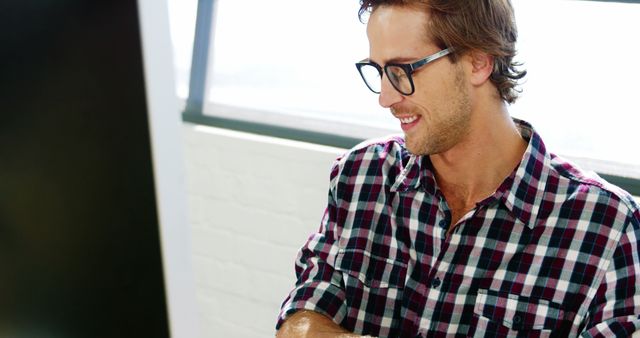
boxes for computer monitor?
[0,1,169,336]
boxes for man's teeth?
[399,116,418,124]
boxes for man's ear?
[467,50,494,86]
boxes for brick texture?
[183,124,344,337]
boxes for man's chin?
[405,138,428,156]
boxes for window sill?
[182,102,640,196]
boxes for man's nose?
[378,75,403,108]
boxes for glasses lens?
[358,64,382,93]
[386,66,412,95]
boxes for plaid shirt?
[277,119,640,337]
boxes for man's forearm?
[276,310,374,338]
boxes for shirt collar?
[499,119,552,228]
[390,118,551,228]
[389,152,427,193]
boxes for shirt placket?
[397,189,446,336]
[418,229,473,336]
[412,192,451,336]
[416,199,479,336]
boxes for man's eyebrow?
[369,56,418,64]
[387,56,417,63]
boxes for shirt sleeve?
[580,213,640,337]
[276,159,348,329]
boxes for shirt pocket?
[334,248,407,289]
[470,288,565,337]
[333,251,407,338]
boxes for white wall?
[138,1,201,336]
[183,123,345,337]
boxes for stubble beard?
[405,67,472,156]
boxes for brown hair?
[359,0,526,104]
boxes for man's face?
[366,5,472,155]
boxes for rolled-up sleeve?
[276,159,348,329]
[581,213,640,337]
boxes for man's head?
[359,0,526,104]
[357,0,525,155]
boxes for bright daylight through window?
[169,0,640,177]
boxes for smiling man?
[276,1,640,337]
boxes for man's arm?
[277,311,372,338]
[580,214,640,336]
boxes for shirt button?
[438,219,448,228]
[431,277,441,288]
[513,315,522,324]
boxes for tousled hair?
[359,0,526,104]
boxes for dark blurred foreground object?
[0,1,169,337]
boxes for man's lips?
[399,115,418,124]
[397,115,421,132]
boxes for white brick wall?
[183,123,345,337]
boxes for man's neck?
[430,105,527,223]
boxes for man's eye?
[390,69,406,80]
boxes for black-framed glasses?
[355,48,452,95]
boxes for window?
[169,0,640,188]
[205,1,392,134]
[509,0,640,168]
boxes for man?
[276,0,640,337]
